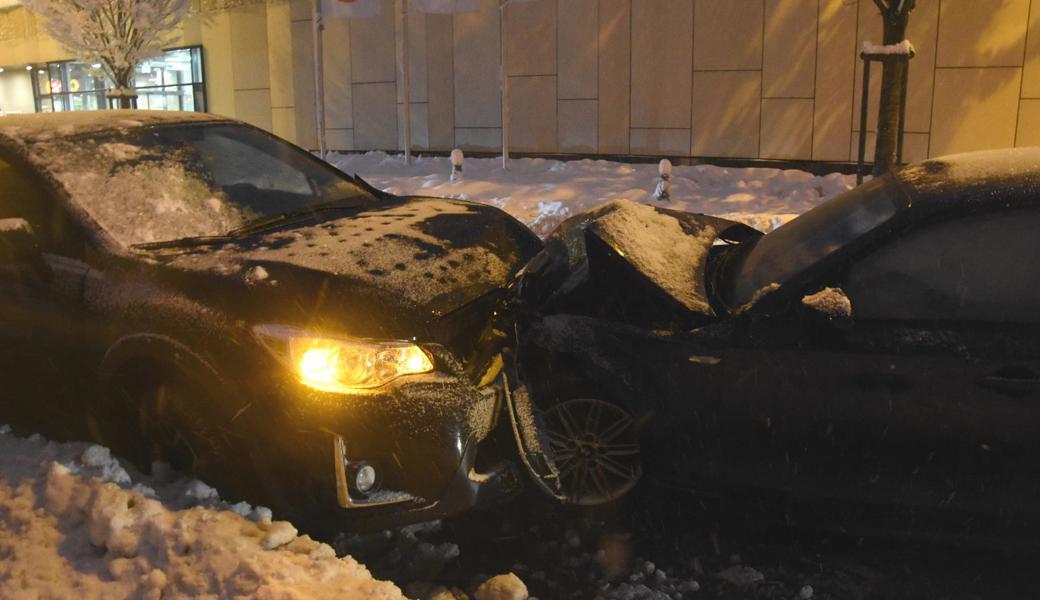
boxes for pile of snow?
[0,425,405,600]
[328,152,857,237]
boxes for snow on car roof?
[0,110,231,145]
[899,147,1040,196]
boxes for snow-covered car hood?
[519,200,762,328]
[157,197,542,326]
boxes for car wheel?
[103,371,225,484]
[542,398,643,506]
[136,377,222,480]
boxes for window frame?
[841,207,1040,325]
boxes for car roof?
[0,110,234,147]
[893,146,1040,216]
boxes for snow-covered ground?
[0,426,406,600]
[328,152,858,237]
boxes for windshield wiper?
[131,235,232,251]
[226,198,369,238]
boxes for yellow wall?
[2,0,1039,161]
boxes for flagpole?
[402,0,413,165]
[313,0,327,159]
[499,0,510,170]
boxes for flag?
[411,0,479,14]
[323,0,380,18]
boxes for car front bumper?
[326,376,523,524]
[245,364,527,530]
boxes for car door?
[840,208,1040,529]
[721,207,1040,533]
[0,155,90,435]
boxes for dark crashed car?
[516,148,1040,542]
[0,111,546,530]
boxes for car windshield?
[35,123,372,246]
[728,175,902,307]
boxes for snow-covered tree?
[871,0,916,176]
[22,0,189,108]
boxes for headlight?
[254,325,434,392]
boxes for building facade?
[1,0,1038,163]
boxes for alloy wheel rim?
[543,398,642,505]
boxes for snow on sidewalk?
[328,152,858,237]
[0,426,405,600]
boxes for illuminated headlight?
[254,324,434,392]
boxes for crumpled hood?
[519,199,761,328]
[161,197,543,321]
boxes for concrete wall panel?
[453,0,501,128]
[559,99,597,152]
[1016,98,1040,146]
[349,0,397,83]
[761,98,813,159]
[631,0,692,129]
[930,67,1022,156]
[427,13,456,149]
[508,75,557,152]
[230,4,270,91]
[202,11,235,118]
[692,70,761,158]
[1022,0,1040,98]
[852,131,930,163]
[272,106,298,143]
[558,0,598,99]
[630,128,691,156]
[267,1,295,112]
[396,1,428,103]
[353,81,398,149]
[813,0,857,160]
[397,102,429,149]
[234,88,273,130]
[695,0,763,71]
[598,0,630,154]
[290,19,318,149]
[936,0,1029,68]
[504,0,556,76]
[455,127,501,150]
[323,15,353,130]
[763,0,816,99]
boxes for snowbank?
[0,426,405,600]
[328,152,857,237]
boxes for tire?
[101,369,228,486]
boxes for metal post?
[313,0,327,159]
[401,0,412,165]
[896,56,910,166]
[857,57,871,186]
[499,0,510,170]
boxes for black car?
[516,148,1040,541]
[0,111,549,530]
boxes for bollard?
[450,148,464,182]
[653,159,672,201]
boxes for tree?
[871,0,916,176]
[23,0,189,108]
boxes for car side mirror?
[800,287,853,330]
[0,218,50,284]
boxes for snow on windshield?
[28,137,254,246]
